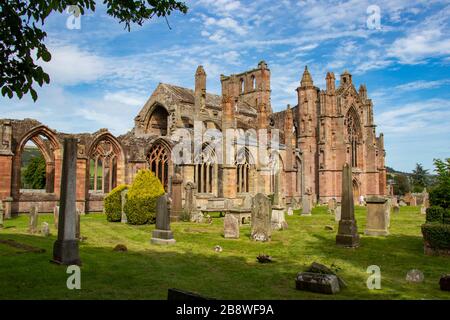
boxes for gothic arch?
[144,103,170,136]
[345,106,362,167]
[235,146,256,194]
[194,142,218,194]
[146,138,172,190]
[269,151,284,194]
[14,125,61,195]
[87,132,125,194]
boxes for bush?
[124,169,165,225]
[421,223,450,249]
[426,206,445,223]
[430,183,450,209]
[104,184,129,222]
[443,210,450,225]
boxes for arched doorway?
[146,104,169,136]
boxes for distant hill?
[21,146,43,167]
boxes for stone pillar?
[170,173,183,222]
[336,164,360,247]
[151,194,176,245]
[365,196,390,236]
[52,138,81,266]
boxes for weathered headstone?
[250,193,272,242]
[223,214,239,239]
[295,272,340,294]
[3,197,12,220]
[190,211,204,223]
[393,204,400,213]
[301,194,311,216]
[28,205,39,234]
[120,189,128,223]
[41,222,50,237]
[365,196,390,236]
[399,200,407,207]
[336,164,360,247]
[53,206,59,229]
[151,194,176,245]
[271,210,288,230]
[328,198,337,215]
[52,138,81,266]
[170,173,183,221]
[287,206,294,216]
[184,182,196,216]
[335,205,341,222]
[440,275,450,291]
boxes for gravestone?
[28,205,39,234]
[391,197,398,206]
[42,222,50,237]
[406,269,424,283]
[335,205,341,222]
[0,201,4,228]
[295,272,340,294]
[151,194,176,245]
[287,206,294,216]
[365,196,390,236]
[52,138,81,266]
[271,210,288,230]
[184,182,196,215]
[3,197,12,220]
[301,194,311,216]
[399,200,407,207]
[170,173,183,221]
[250,193,272,242]
[53,206,59,229]
[328,198,337,215]
[336,164,360,247]
[440,275,450,291]
[223,214,239,239]
[120,189,128,223]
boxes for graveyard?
[0,205,448,300]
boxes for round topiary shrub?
[421,223,450,250]
[104,184,129,222]
[124,169,165,225]
[426,206,445,223]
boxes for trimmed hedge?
[426,206,445,223]
[104,184,129,222]
[421,223,450,249]
[124,169,165,225]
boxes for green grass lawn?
[0,206,449,300]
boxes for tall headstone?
[171,173,183,222]
[301,194,311,216]
[364,196,390,236]
[336,164,360,247]
[151,194,176,245]
[28,205,39,234]
[52,138,81,265]
[53,205,59,229]
[251,193,272,242]
[120,189,128,223]
[42,222,50,237]
[224,214,239,239]
[184,182,196,216]
[335,205,341,222]
[271,210,288,230]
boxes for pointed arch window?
[345,107,362,168]
[89,140,118,193]
[236,148,252,193]
[194,144,217,194]
[147,144,170,190]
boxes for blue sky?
[1,0,450,173]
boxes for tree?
[393,174,410,196]
[23,155,46,189]
[0,0,188,101]
[411,163,429,192]
[430,158,450,209]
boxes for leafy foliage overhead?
[0,0,188,101]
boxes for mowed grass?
[0,206,449,300]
